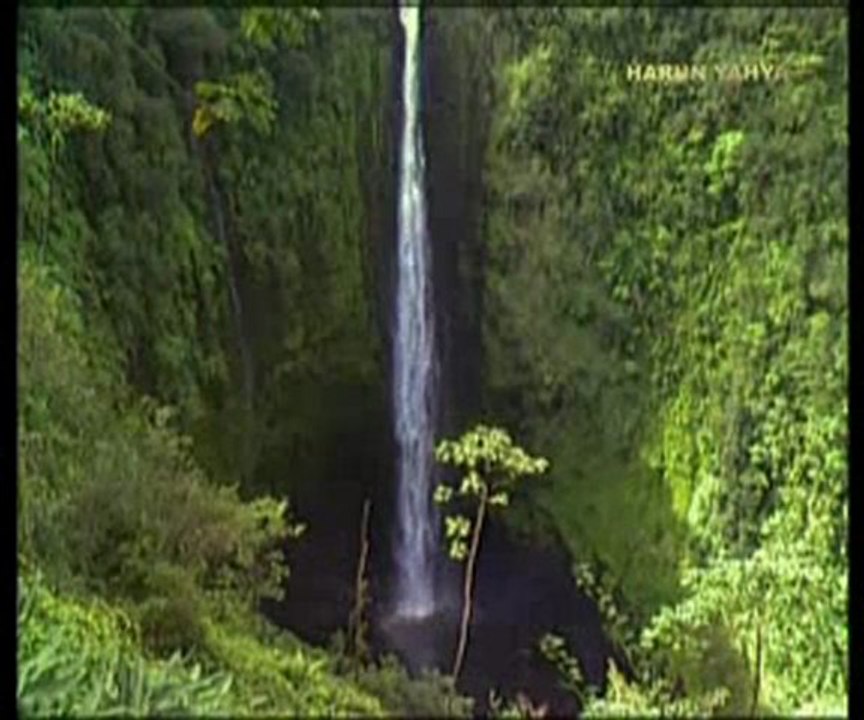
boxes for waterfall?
[392,2,438,620]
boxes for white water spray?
[392,2,438,620]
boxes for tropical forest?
[17,6,848,718]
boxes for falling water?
[392,2,438,620]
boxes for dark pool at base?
[263,508,620,717]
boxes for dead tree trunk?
[349,499,372,662]
[453,486,487,680]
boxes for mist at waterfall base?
[265,501,619,715]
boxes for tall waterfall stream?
[263,8,617,713]
[391,3,438,621]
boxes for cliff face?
[423,8,494,439]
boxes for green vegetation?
[434,425,549,679]
[18,566,386,717]
[17,8,464,716]
[18,177,464,718]
[18,5,846,717]
[479,6,847,716]
[17,248,394,715]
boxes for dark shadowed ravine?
[263,502,620,716]
[259,11,620,713]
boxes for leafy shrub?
[348,655,473,718]
[18,567,237,716]
[581,662,729,718]
[18,566,388,717]
[18,254,300,656]
[200,620,386,716]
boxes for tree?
[434,425,549,680]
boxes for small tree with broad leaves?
[434,425,549,680]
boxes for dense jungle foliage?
[18,6,846,717]
[18,8,465,716]
[477,7,847,716]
